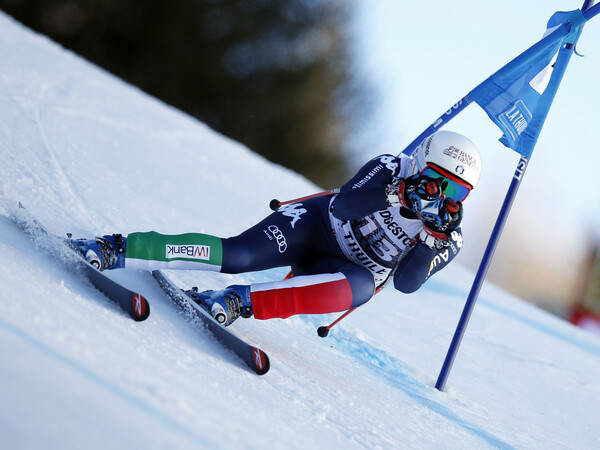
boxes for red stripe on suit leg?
[251,275,353,320]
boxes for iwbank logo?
[166,244,210,261]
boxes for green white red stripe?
[124,231,223,271]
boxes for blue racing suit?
[125,154,463,319]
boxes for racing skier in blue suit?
[72,130,482,326]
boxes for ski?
[152,270,270,375]
[9,203,150,321]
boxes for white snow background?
[1,11,599,450]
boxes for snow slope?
[1,11,599,450]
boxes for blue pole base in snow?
[435,156,529,391]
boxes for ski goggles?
[420,164,472,202]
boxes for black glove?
[386,174,446,212]
[419,198,463,248]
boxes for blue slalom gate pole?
[435,155,529,391]
[400,95,473,156]
[582,1,600,21]
[435,0,595,392]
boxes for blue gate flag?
[469,9,588,158]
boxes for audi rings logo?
[267,225,288,253]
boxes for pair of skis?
[7,203,269,375]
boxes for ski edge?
[83,263,150,321]
[12,202,150,321]
[152,270,270,375]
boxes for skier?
[72,130,481,326]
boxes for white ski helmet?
[410,130,482,200]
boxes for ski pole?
[270,188,340,211]
[317,308,357,337]
[316,271,396,337]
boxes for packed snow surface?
[1,12,599,450]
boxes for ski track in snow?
[34,85,87,213]
[302,315,513,449]
[0,317,216,448]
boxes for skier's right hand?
[386,174,445,212]
[418,198,463,248]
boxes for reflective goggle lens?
[421,166,472,202]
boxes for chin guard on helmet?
[418,198,462,249]
[420,198,463,236]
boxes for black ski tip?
[269,199,280,211]
[131,292,150,321]
[251,347,270,375]
[317,326,329,338]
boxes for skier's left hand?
[419,198,462,248]
[386,174,445,212]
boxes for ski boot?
[184,285,252,326]
[70,234,126,271]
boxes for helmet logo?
[443,146,479,172]
[455,165,465,175]
[443,146,460,158]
